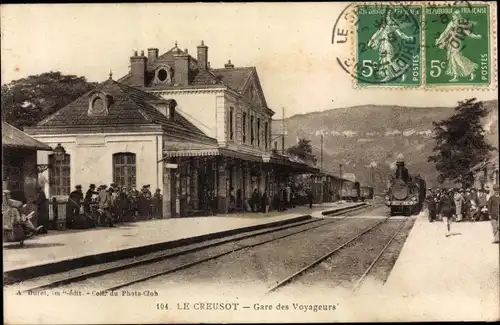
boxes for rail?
[20,203,378,293]
[265,216,390,294]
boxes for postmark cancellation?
[332,1,497,90]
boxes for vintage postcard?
[2,2,499,323]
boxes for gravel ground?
[44,217,348,292]
[34,205,408,298]
[116,206,396,297]
[275,219,406,295]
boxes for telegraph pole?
[339,163,343,198]
[320,134,324,171]
[281,106,285,154]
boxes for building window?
[229,107,234,141]
[49,153,71,196]
[88,92,111,116]
[153,65,173,85]
[113,153,136,188]
[242,113,247,143]
[257,118,261,147]
[250,116,254,145]
[264,121,269,150]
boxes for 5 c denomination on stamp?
[356,4,422,86]
[425,4,491,86]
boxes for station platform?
[382,212,500,321]
[3,202,366,280]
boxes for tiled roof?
[2,122,52,150]
[212,67,254,93]
[34,78,212,141]
[118,46,254,93]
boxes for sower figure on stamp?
[367,12,414,82]
[435,10,482,82]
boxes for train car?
[341,181,361,201]
[360,186,374,200]
[385,177,426,216]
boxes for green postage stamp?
[352,2,496,89]
[356,4,422,87]
[425,5,490,86]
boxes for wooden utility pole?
[320,134,324,171]
[339,163,343,198]
[281,106,285,154]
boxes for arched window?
[113,153,136,188]
[49,153,71,196]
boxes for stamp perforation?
[348,1,497,91]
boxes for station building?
[25,41,318,218]
[2,122,53,206]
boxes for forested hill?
[282,99,498,189]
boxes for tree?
[1,71,97,129]
[285,138,318,164]
[428,98,496,187]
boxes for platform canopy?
[2,122,52,151]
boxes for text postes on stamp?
[356,4,422,87]
[425,4,490,87]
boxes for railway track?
[266,216,393,294]
[351,219,408,292]
[15,203,380,293]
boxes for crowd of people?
[225,185,316,214]
[65,183,163,228]
[425,185,499,243]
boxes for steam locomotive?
[385,156,426,216]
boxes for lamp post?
[37,143,66,173]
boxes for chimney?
[196,40,208,70]
[147,48,159,62]
[173,52,190,86]
[184,48,188,54]
[224,59,235,69]
[130,50,148,87]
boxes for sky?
[1,3,497,119]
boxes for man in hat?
[3,189,43,236]
[153,188,163,218]
[441,189,455,236]
[128,186,139,219]
[476,189,488,221]
[67,185,84,228]
[84,184,97,216]
[426,190,437,223]
[139,185,152,219]
[487,185,499,244]
[98,187,114,227]
[32,186,49,233]
[453,188,464,222]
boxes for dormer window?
[88,91,111,116]
[153,65,173,85]
[149,99,177,119]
